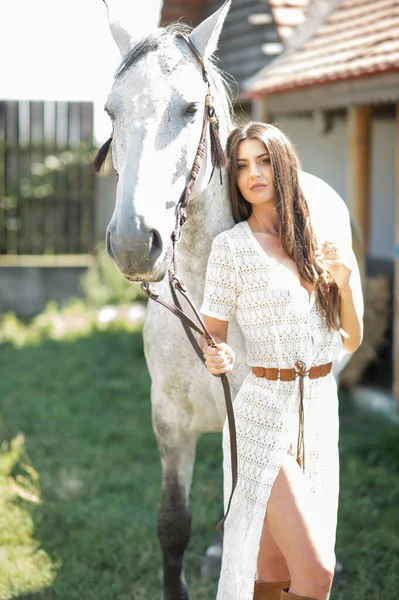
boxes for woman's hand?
[203,342,235,375]
[316,241,352,290]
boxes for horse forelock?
[115,23,192,80]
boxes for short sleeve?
[200,232,238,321]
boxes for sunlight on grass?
[0,434,58,599]
[0,314,220,599]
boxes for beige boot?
[253,581,291,599]
[281,589,316,600]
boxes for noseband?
[138,34,237,532]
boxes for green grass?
[0,321,398,599]
[333,399,399,599]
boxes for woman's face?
[236,138,276,206]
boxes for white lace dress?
[200,221,344,600]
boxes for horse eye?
[186,103,199,115]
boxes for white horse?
[98,1,362,598]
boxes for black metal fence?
[0,100,95,255]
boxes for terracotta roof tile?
[248,0,399,95]
[272,6,307,25]
[269,0,311,38]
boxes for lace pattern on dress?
[200,222,343,600]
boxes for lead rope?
[139,276,238,532]
[168,272,237,532]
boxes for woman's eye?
[186,103,199,115]
[261,158,270,164]
[237,164,246,170]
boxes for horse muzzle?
[106,227,172,282]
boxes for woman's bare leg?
[257,523,290,582]
[261,454,335,600]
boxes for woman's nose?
[249,163,260,178]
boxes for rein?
[138,34,237,532]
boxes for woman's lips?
[250,184,267,190]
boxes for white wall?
[275,113,349,204]
[273,113,395,262]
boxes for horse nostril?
[106,229,114,258]
[148,229,162,259]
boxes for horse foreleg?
[155,419,198,600]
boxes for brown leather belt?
[252,360,333,472]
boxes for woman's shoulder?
[212,221,248,247]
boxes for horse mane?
[94,23,233,173]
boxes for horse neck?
[176,165,234,299]
[166,60,234,297]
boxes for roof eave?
[249,66,399,99]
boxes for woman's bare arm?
[317,241,363,354]
[200,315,229,347]
[200,315,235,375]
[338,286,363,354]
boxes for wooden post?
[394,102,399,405]
[251,97,270,123]
[348,106,372,250]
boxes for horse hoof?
[162,580,189,600]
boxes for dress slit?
[219,402,300,599]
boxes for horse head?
[98,0,232,282]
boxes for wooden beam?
[348,106,372,250]
[251,97,269,123]
[394,102,399,405]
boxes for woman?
[200,122,363,600]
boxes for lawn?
[0,317,398,600]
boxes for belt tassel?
[251,360,333,475]
[296,373,305,472]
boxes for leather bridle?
[138,33,237,532]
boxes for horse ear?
[188,0,231,59]
[102,0,133,55]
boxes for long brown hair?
[226,122,340,331]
